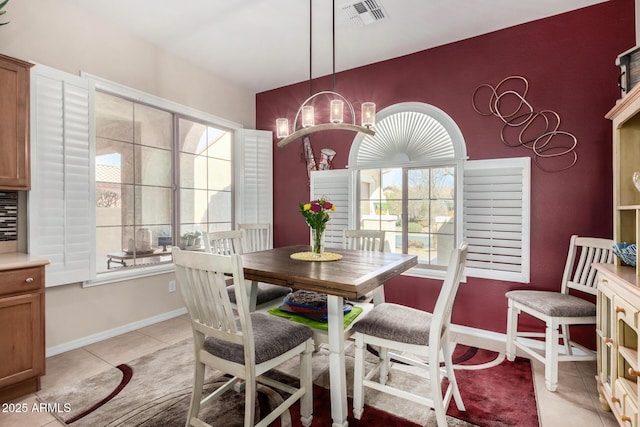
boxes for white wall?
[1,1,255,128]
[0,0,256,351]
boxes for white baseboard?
[44,315,534,359]
[45,307,188,357]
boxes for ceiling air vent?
[342,0,388,25]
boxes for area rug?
[36,338,538,427]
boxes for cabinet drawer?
[614,379,627,413]
[615,378,639,426]
[623,394,638,427]
[615,295,639,329]
[0,267,42,296]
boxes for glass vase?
[311,228,325,258]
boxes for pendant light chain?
[332,0,336,91]
[309,0,313,97]
[274,0,376,145]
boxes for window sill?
[83,263,174,288]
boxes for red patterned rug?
[36,340,538,427]
[283,345,538,427]
[447,346,538,427]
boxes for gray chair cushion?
[204,313,312,364]
[506,290,596,317]
[227,283,292,305]
[352,303,433,346]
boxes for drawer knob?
[616,306,626,314]
[602,279,608,284]
[604,337,614,345]
[612,396,621,403]
[629,368,640,377]
[622,415,632,422]
[25,277,34,284]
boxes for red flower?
[310,203,322,212]
[322,201,333,209]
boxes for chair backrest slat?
[563,236,615,295]
[173,248,250,347]
[238,223,271,252]
[343,229,385,252]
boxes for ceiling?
[66,0,608,93]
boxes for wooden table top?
[240,245,418,299]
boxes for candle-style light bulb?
[302,106,315,128]
[361,102,376,128]
[330,99,344,124]
[276,118,289,138]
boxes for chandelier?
[275,0,376,148]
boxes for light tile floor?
[0,315,619,427]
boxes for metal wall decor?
[472,76,578,172]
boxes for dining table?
[240,245,418,427]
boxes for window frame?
[348,102,467,279]
[29,66,271,288]
[84,74,243,286]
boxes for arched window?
[348,102,467,273]
[312,102,530,282]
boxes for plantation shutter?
[310,169,350,249]
[463,157,531,283]
[235,129,273,232]
[29,64,93,287]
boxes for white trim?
[45,307,188,357]
[348,102,468,169]
[45,313,501,358]
[234,129,274,227]
[83,264,175,287]
[463,157,531,283]
[29,64,93,287]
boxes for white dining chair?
[203,230,244,255]
[203,229,291,311]
[238,224,292,308]
[343,229,386,252]
[238,223,272,253]
[343,229,386,304]
[352,242,468,427]
[172,248,314,427]
[505,235,615,391]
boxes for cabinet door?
[0,292,44,387]
[598,286,615,393]
[0,55,31,190]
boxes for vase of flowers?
[299,197,335,258]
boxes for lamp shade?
[276,118,289,138]
[302,106,315,127]
[361,102,376,127]
[330,99,344,123]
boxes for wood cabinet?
[596,81,640,425]
[0,54,33,190]
[596,264,640,427]
[0,263,46,403]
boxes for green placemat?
[268,306,363,331]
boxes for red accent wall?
[256,1,635,344]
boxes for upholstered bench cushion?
[227,282,292,305]
[506,290,596,317]
[204,313,312,364]
[352,303,433,345]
